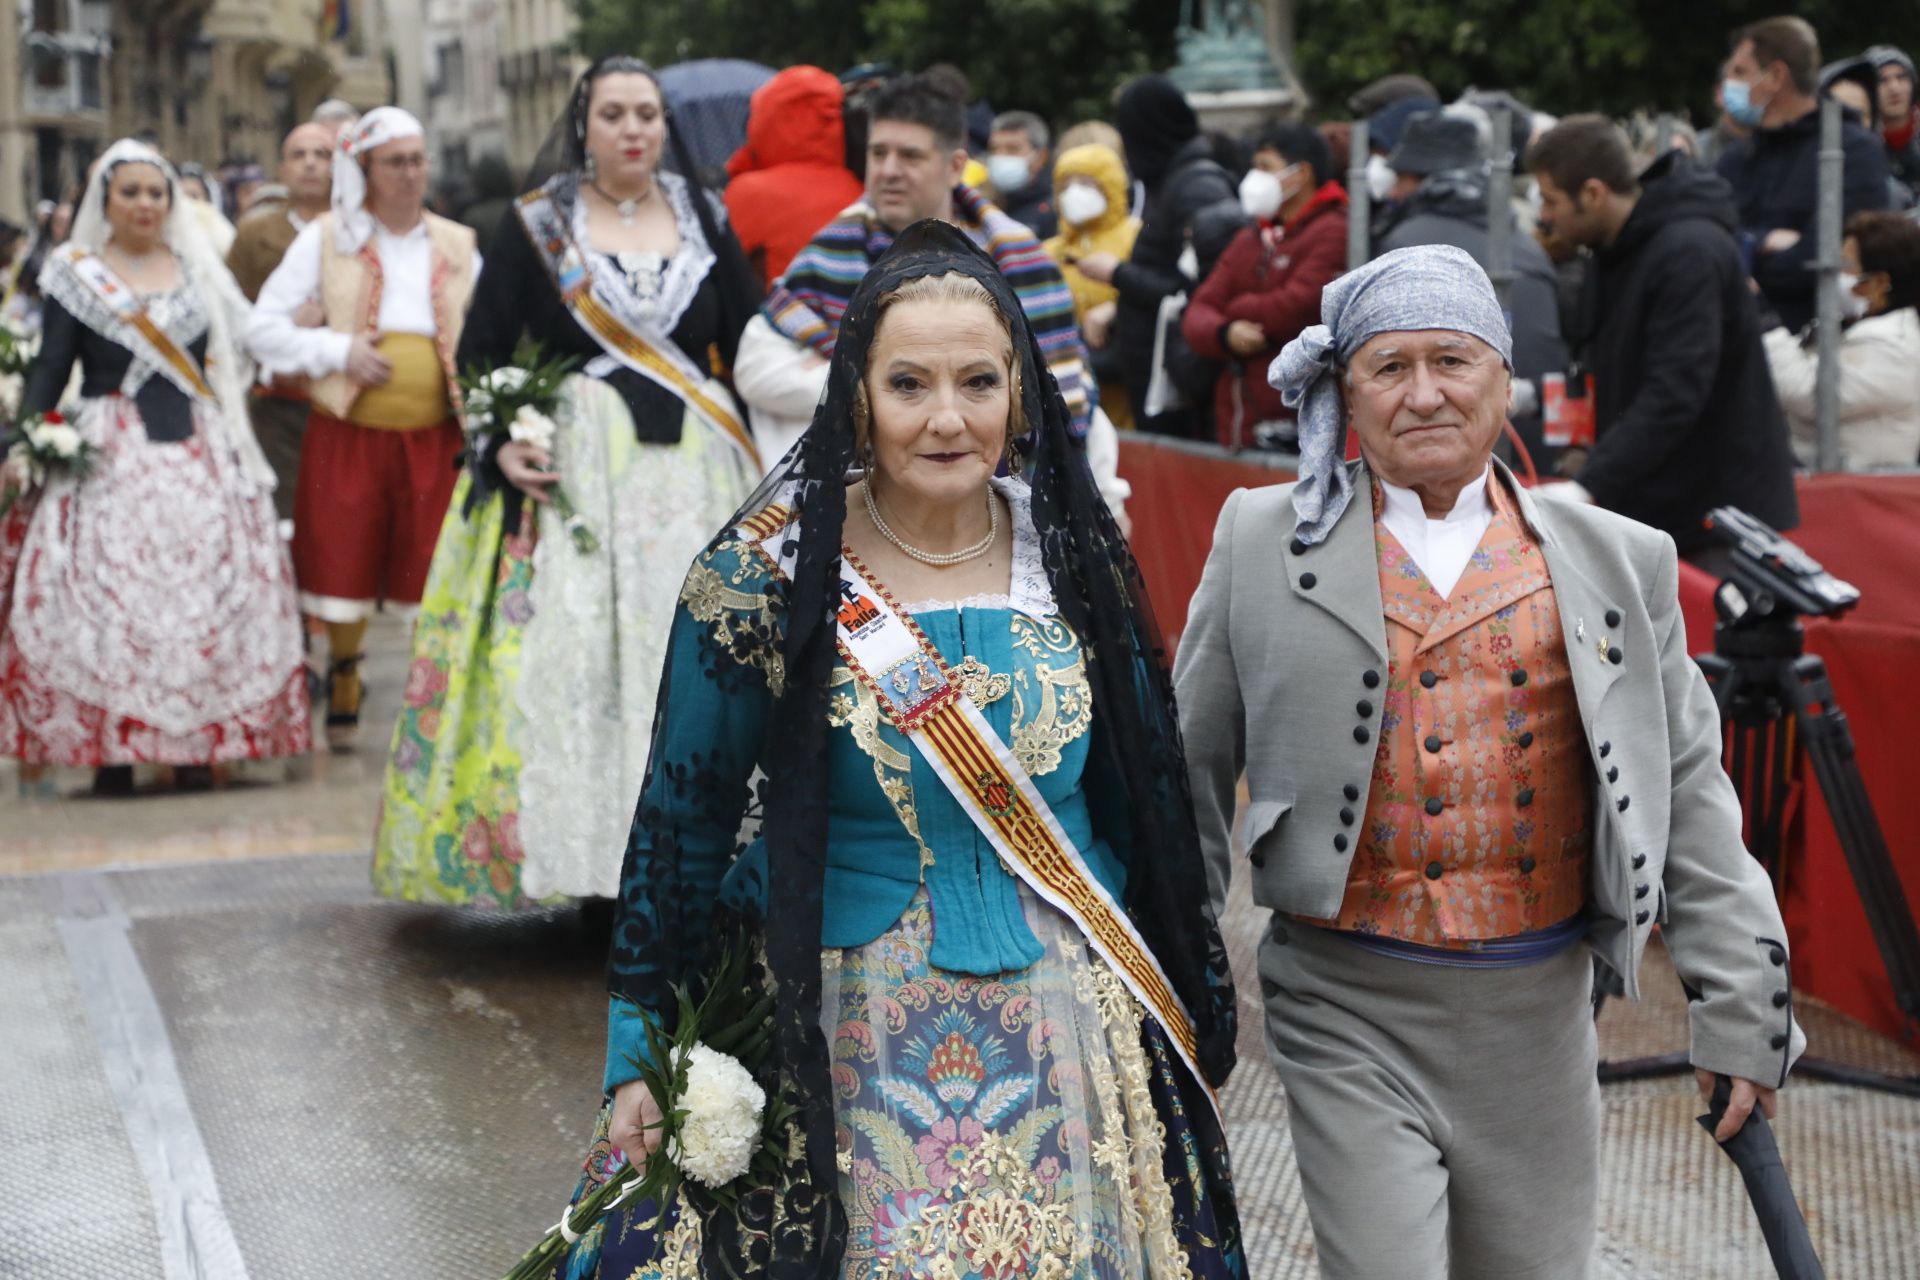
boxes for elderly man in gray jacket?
[1173,244,1803,1279]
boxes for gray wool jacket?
[1173,458,1805,1088]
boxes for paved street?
[4,615,1919,1278]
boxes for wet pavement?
[3,613,1918,1278]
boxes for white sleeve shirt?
[245,219,477,379]
[1377,466,1495,599]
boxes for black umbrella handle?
[1698,1074,1828,1280]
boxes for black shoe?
[323,652,367,753]
[91,765,135,797]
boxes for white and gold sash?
[63,248,217,404]
[515,186,760,470]
[741,505,1220,1121]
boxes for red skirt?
[290,410,464,620]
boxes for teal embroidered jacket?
[604,506,1130,1091]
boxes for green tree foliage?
[1294,0,1920,122]
[574,0,1178,128]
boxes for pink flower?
[462,818,494,863]
[404,657,447,708]
[495,812,524,864]
[1035,1155,1062,1185]
[913,1115,985,1190]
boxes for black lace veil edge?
[614,220,1238,1272]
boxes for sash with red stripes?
[741,504,1219,1121]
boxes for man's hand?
[1696,1069,1780,1142]
[1225,319,1267,358]
[1072,251,1120,285]
[1758,229,1802,256]
[1083,299,1117,350]
[345,334,394,387]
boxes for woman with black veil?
[549,219,1245,1278]
[373,56,765,909]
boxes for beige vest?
[309,211,478,423]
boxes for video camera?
[1701,507,1859,627]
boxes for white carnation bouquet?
[500,936,794,1280]
[2,409,97,518]
[457,341,597,553]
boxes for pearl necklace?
[864,482,999,566]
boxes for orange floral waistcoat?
[1311,479,1593,945]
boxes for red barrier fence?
[1119,436,1920,1042]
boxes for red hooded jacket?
[1183,182,1348,447]
[725,66,866,287]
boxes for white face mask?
[1366,153,1397,202]
[1058,182,1108,227]
[987,154,1032,194]
[1837,271,1872,321]
[1239,167,1283,221]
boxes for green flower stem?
[547,482,600,554]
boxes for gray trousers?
[1259,921,1600,1279]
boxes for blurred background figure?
[725,65,864,290]
[1182,123,1347,450]
[1762,209,1920,470]
[1043,139,1141,430]
[986,109,1056,238]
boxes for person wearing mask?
[1377,111,1568,464]
[1867,45,1920,197]
[247,108,480,751]
[1716,16,1890,332]
[986,109,1057,239]
[732,74,1100,482]
[1364,96,1442,230]
[724,65,865,291]
[1181,124,1347,449]
[226,123,335,520]
[1043,140,1142,430]
[1072,75,1238,439]
[1528,115,1798,558]
[1762,209,1920,469]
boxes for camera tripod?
[1598,609,1920,1097]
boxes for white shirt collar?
[373,217,430,244]
[1377,466,1494,526]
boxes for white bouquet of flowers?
[2,410,96,518]
[500,936,793,1280]
[457,343,597,553]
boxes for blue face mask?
[1723,77,1766,128]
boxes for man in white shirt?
[1174,245,1801,1277]
[247,107,480,750]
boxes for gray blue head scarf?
[1270,243,1513,544]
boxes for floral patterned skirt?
[371,374,753,907]
[553,887,1244,1279]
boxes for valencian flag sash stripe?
[743,508,1221,1125]
[514,186,761,470]
[65,248,218,402]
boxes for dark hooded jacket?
[1377,168,1569,460]
[1110,76,1241,434]
[1571,152,1798,549]
[1716,103,1890,331]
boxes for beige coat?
[1173,458,1806,1088]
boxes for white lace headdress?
[61,138,270,489]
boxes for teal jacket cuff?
[603,996,663,1095]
